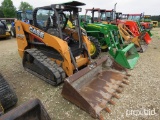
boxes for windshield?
[143,15,151,22]
[128,16,140,21]
[20,12,33,20]
[36,9,77,29]
[36,9,54,28]
[100,12,106,21]
[26,13,33,20]
[93,11,99,21]
[106,11,111,18]
[85,10,99,22]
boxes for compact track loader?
[15,2,130,119]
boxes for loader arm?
[118,23,141,47]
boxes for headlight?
[55,5,64,9]
[61,5,64,9]
[78,8,82,12]
[105,34,109,38]
[55,5,60,9]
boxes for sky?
[0,0,160,15]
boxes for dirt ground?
[0,28,160,120]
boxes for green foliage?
[0,7,4,17]
[1,0,16,18]
[151,15,160,22]
[19,1,33,12]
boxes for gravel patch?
[0,28,160,120]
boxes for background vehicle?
[140,15,154,29]
[151,21,159,27]
[99,3,152,52]
[80,8,139,69]
[0,20,11,39]
[126,14,153,38]
[10,10,33,37]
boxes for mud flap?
[62,56,129,119]
[0,99,51,120]
[115,43,139,69]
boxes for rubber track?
[24,48,66,86]
[0,74,18,110]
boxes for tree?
[1,0,16,18]
[0,7,4,18]
[19,1,33,12]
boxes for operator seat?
[46,14,60,37]
[46,14,70,43]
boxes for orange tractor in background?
[116,13,152,44]
[123,13,153,37]
[125,14,152,30]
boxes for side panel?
[15,21,28,58]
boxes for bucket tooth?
[126,73,131,76]
[124,76,128,80]
[108,100,116,105]
[119,84,124,88]
[112,93,120,99]
[99,114,104,120]
[104,107,111,113]
[122,80,129,85]
[116,88,123,93]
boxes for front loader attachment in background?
[137,31,151,52]
[118,23,141,47]
[142,32,151,44]
[62,56,130,119]
[0,99,51,120]
[118,23,149,52]
[108,30,139,69]
[114,43,139,69]
[136,21,152,43]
